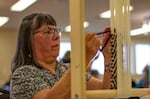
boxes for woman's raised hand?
[85,32,101,69]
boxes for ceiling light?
[84,21,89,28]
[99,10,111,19]
[65,25,71,32]
[65,21,90,32]
[142,20,150,33]
[0,17,9,27]
[130,28,145,36]
[10,0,37,12]
[99,5,133,19]
[131,21,150,36]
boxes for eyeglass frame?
[33,25,62,36]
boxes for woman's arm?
[86,64,112,90]
[102,27,112,89]
[87,27,112,90]
[31,68,71,99]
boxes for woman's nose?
[52,32,60,40]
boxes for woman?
[10,13,112,99]
[135,65,150,88]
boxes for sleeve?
[10,66,49,99]
[135,79,144,88]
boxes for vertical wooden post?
[111,0,124,97]
[110,0,131,98]
[122,0,132,97]
[69,0,86,99]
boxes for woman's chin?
[52,53,59,58]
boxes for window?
[91,51,104,75]
[135,44,150,74]
[57,42,71,62]
[58,41,104,74]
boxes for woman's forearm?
[102,55,112,89]
[47,68,71,99]
[102,64,112,89]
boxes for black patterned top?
[10,63,69,99]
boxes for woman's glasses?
[34,26,62,36]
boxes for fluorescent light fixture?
[129,19,150,36]
[0,16,9,27]
[10,0,37,12]
[65,21,90,32]
[99,6,133,19]
[131,24,150,36]
[65,25,71,32]
[129,6,134,11]
[100,10,111,19]
[130,28,145,36]
[84,21,90,28]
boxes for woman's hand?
[85,32,101,70]
[102,27,112,64]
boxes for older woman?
[10,13,112,99]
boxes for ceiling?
[0,0,150,35]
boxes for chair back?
[0,88,10,99]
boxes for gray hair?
[11,13,56,73]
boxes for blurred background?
[0,0,150,90]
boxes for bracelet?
[86,72,92,82]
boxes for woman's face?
[32,25,61,61]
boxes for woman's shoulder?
[12,65,40,76]
[57,62,70,69]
